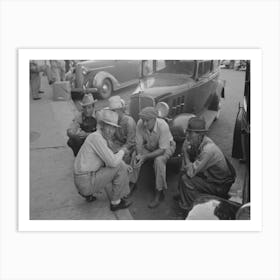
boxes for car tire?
[99,78,113,99]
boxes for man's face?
[82,104,94,117]
[186,130,201,147]
[102,123,116,139]
[141,117,156,131]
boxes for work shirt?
[74,129,125,174]
[67,112,97,136]
[136,118,174,153]
[183,136,231,180]
[112,114,136,151]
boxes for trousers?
[74,161,130,201]
[131,141,176,190]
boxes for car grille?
[129,95,155,122]
[171,95,185,116]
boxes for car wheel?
[99,78,112,99]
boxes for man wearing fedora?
[67,94,97,156]
[177,117,236,214]
[107,95,136,164]
[133,107,176,208]
[73,109,132,211]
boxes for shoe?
[39,90,44,93]
[178,200,191,211]
[110,198,132,211]
[148,191,164,208]
[33,97,41,100]
[85,194,97,203]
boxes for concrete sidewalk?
[30,77,133,220]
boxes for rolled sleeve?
[158,121,171,150]
[136,120,144,153]
[123,117,136,150]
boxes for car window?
[198,60,212,77]
[143,60,154,76]
[155,60,195,76]
[212,60,220,71]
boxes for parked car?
[129,60,225,164]
[71,60,141,100]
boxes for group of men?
[67,94,236,216]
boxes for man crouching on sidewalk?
[73,109,132,211]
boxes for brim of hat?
[186,128,208,132]
[109,105,124,110]
[80,100,97,106]
[138,113,157,119]
[101,120,120,127]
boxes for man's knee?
[154,155,166,169]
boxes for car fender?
[92,71,119,91]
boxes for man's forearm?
[144,148,165,160]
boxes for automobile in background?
[129,60,225,164]
[220,60,247,71]
[71,60,141,100]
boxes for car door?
[191,60,217,114]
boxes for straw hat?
[80,94,97,106]
[108,95,125,110]
[98,109,120,127]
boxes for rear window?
[155,60,195,76]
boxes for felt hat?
[108,95,125,110]
[80,94,97,106]
[98,109,120,127]
[186,117,208,132]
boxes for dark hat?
[186,117,208,132]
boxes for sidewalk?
[30,77,133,220]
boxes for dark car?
[185,61,251,220]
[129,60,225,162]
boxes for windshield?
[155,60,195,76]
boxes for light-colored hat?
[80,94,97,106]
[98,109,120,127]
[108,95,125,110]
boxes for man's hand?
[134,154,146,168]
[77,131,88,139]
[125,164,133,173]
[121,146,129,155]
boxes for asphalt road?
[93,69,246,220]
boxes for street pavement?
[30,76,133,220]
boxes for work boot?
[85,194,97,203]
[110,198,132,211]
[148,190,164,208]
